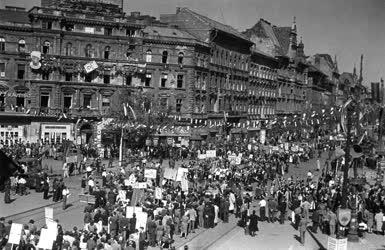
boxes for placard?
[198,154,207,160]
[163,167,178,180]
[155,187,163,199]
[260,129,266,144]
[235,156,242,165]
[176,167,188,182]
[135,211,148,231]
[144,169,157,179]
[181,177,189,192]
[327,237,347,250]
[206,150,216,158]
[45,207,53,222]
[133,182,147,189]
[37,228,54,249]
[8,223,23,245]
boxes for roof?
[0,9,30,24]
[179,8,250,42]
[143,26,195,40]
[272,26,291,56]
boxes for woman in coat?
[248,210,259,237]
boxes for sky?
[4,0,385,85]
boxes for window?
[176,99,182,113]
[145,49,152,62]
[125,74,132,86]
[18,39,26,53]
[178,52,184,65]
[102,97,110,107]
[103,71,110,84]
[42,21,52,30]
[161,51,168,64]
[65,72,72,81]
[40,93,50,107]
[0,38,5,52]
[177,74,184,88]
[104,27,112,36]
[160,74,167,88]
[65,24,74,31]
[42,71,50,80]
[16,96,24,107]
[63,95,72,109]
[65,42,72,56]
[83,94,92,108]
[104,46,110,59]
[0,63,5,77]
[85,73,92,82]
[144,73,152,87]
[42,41,50,54]
[126,29,134,37]
[17,64,25,79]
[160,98,168,109]
[85,44,93,58]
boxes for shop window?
[42,21,52,30]
[63,95,72,109]
[85,73,92,82]
[125,74,132,86]
[0,37,5,52]
[178,52,184,65]
[0,63,5,77]
[16,96,24,107]
[176,99,182,113]
[102,97,110,107]
[177,74,184,88]
[160,74,167,88]
[161,51,168,64]
[65,73,72,81]
[103,71,110,84]
[40,93,50,107]
[65,42,72,56]
[83,94,92,108]
[144,73,152,87]
[104,27,112,36]
[85,44,93,58]
[17,64,25,79]
[145,49,152,62]
[104,46,110,59]
[18,39,26,53]
[42,41,50,54]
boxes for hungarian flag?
[0,149,22,184]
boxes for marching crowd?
[1,139,385,249]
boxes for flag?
[128,105,137,120]
[123,103,128,117]
[0,150,22,184]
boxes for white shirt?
[88,179,94,187]
[259,199,266,207]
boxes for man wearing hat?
[28,219,37,235]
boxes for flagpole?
[119,126,124,167]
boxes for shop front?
[41,123,73,144]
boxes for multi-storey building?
[244,18,308,117]
[161,7,254,139]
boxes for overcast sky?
[5,0,385,84]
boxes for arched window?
[104,46,110,59]
[145,49,152,62]
[65,42,72,56]
[18,39,26,52]
[178,52,184,65]
[0,37,5,52]
[85,44,93,58]
[42,41,50,54]
[161,51,168,64]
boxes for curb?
[306,227,327,250]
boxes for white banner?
[144,169,157,179]
[176,167,188,182]
[206,150,216,158]
[84,61,98,74]
[198,154,207,160]
[8,223,23,245]
[135,211,148,231]
[155,187,163,200]
[37,228,54,249]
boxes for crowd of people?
[0,138,384,249]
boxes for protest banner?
[155,187,163,200]
[8,223,23,245]
[135,211,148,231]
[45,207,54,225]
[133,182,147,189]
[47,220,58,238]
[176,167,188,182]
[206,150,216,158]
[198,154,206,160]
[37,228,54,249]
[327,236,347,250]
[84,60,98,73]
[144,169,157,179]
[163,167,178,180]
